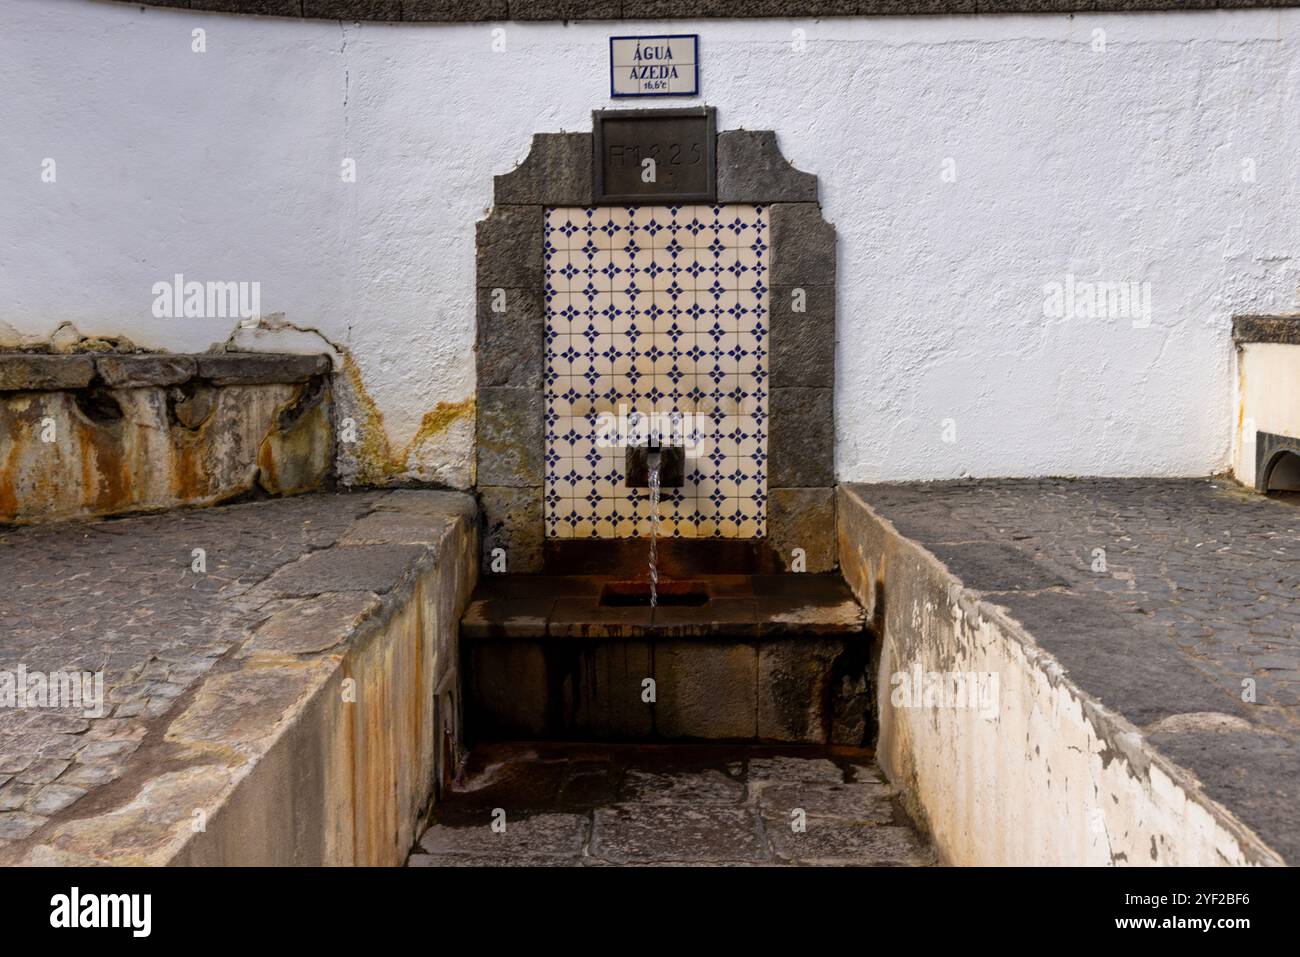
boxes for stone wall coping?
[0,351,332,392]
[112,1,1300,23]
[837,479,1295,865]
[1232,314,1300,346]
[0,489,478,866]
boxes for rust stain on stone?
[172,434,205,502]
[0,437,19,519]
[79,422,130,512]
[256,436,280,491]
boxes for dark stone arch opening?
[1263,448,1300,496]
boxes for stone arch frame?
[1258,436,1300,494]
[474,125,836,574]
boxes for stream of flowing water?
[647,456,661,608]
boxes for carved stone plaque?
[593,107,716,204]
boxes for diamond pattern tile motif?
[543,205,769,539]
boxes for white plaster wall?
[3,1,1299,486]
[1233,342,1300,486]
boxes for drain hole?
[73,388,124,425]
[599,580,710,607]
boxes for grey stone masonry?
[0,355,95,392]
[0,489,476,861]
[0,351,329,392]
[476,205,544,290]
[408,742,936,867]
[771,203,837,287]
[769,387,835,488]
[718,131,818,204]
[476,386,544,488]
[770,284,835,389]
[196,353,331,385]
[474,124,837,570]
[495,133,594,208]
[1233,314,1300,346]
[95,354,197,388]
[476,288,545,391]
[129,1,1300,23]
[478,485,544,573]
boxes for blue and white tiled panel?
[543,204,770,540]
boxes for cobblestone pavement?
[408,743,936,866]
[0,491,408,847]
[854,478,1299,860]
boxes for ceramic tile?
[543,205,768,540]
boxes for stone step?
[461,574,872,745]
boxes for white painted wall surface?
[3,1,1299,487]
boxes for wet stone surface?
[407,743,936,867]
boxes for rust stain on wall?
[411,399,474,449]
[340,350,473,484]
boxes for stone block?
[476,205,544,290]
[0,354,94,392]
[248,594,383,657]
[476,386,544,487]
[1232,315,1300,346]
[476,287,544,390]
[653,641,757,739]
[95,354,196,388]
[717,130,818,204]
[771,203,836,287]
[340,510,450,546]
[196,353,330,386]
[766,487,837,572]
[494,133,594,206]
[464,641,550,738]
[260,544,430,597]
[769,387,834,487]
[769,284,834,388]
[574,640,655,738]
[479,485,544,573]
[757,638,843,743]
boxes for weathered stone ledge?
[838,480,1293,866]
[112,1,1300,25]
[0,490,478,866]
[1232,314,1300,346]
[0,351,331,393]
